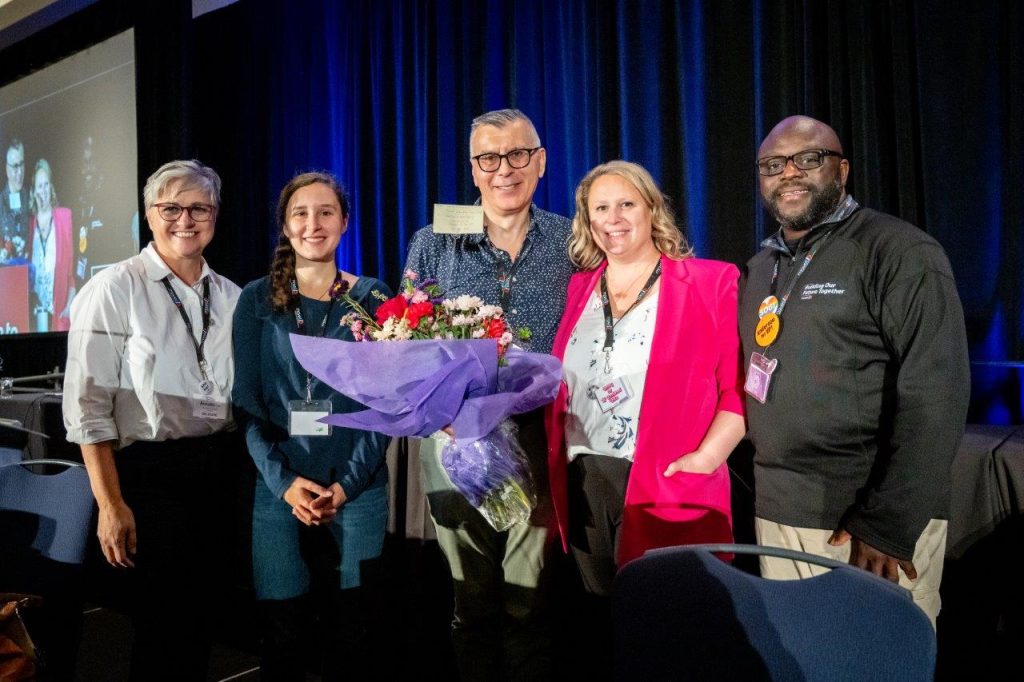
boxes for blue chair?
[0,447,22,465]
[0,459,94,564]
[0,459,95,679]
[613,543,936,682]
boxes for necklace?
[295,270,348,302]
[300,279,334,300]
[605,258,660,312]
[298,272,339,300]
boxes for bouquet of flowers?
[290,271,561,531]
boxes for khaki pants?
[755,517,947,628]
[419,409,553,682]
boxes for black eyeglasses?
[756,149,843,176]
[153,202,216,222]
[471,147,541,172]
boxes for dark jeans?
[252,480,389,681]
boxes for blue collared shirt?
[403,204,575,354]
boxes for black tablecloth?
[947,424,1024,559]
[0,392,79,461]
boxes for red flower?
[375,295,408,324]
[486,318,506,339]
[405,302,435,329]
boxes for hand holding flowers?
[292,271,559,531]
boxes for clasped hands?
[284,476,347,526]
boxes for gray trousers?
[420,409,553,682]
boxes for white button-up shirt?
[63,243,241,448]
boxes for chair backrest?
[0,447,22,465]
[0,460,94,564]
[613,543,936,682]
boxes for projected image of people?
[1,138,29,263]
[76,135,106,287]
[29,159,75,331]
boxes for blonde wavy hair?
[568,160,692,269]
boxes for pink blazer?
[545,255,745,565]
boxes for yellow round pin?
[755,313,780,347]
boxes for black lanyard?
[599,260,662,372]
[161,276,211,381]
[494,239,530,311]
[768,231,832,317]
[290,278,339,336]
[291,273,344,402]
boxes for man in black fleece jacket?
[740,115,969,626]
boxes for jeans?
[252,479,388,599]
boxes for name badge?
[744,352,778,404]
[288,399,332,437]
[432,204,484,234]
[192,393,228,420]
[588,376,633,414]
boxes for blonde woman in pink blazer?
[545,161,746,603]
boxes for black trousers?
[114,432,238,682]
[561,454,632,681]
[567,453,631,597]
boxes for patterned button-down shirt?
[403,204,575,354]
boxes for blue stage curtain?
[191,0,1022,423]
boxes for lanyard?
[768,231,832,317]
[161,276,211,381]
[291,273,343,402]
[599,260,662,373]
[494,240,529,311]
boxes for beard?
[765,176,844,232]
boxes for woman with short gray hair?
[63,159,241,680]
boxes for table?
[0,391,79,461]
[947,424,1024,558]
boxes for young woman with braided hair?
[232,171,392,680]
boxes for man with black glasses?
[404,109,573,680]
[1,138,29,262]
[739,115,969,627]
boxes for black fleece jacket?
[740,206,970,560]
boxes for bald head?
[758,116,843,158]
[757,116,850,238]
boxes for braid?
[269,232,296,312]
[268,170,349,312]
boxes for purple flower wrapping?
[289,335,560,440]
[290,335,561,529]
[440,420,531,506]
[440,420,538,531]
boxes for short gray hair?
[142,159,221,210]
[469,109,541,149]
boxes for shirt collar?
[141,242,210,285]
[464,200,540,247]
[761,194,860,254]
